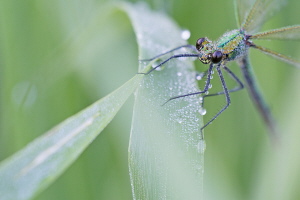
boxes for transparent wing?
[240,0,287,33]
[250,25,300,40]
[252,44,300,68]
[234,0,255,28]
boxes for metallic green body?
[216,29,247,61]
[198,29,249,64]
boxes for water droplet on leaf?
[181,29,191,40]
[199,107,207,115]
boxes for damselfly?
[140,0,300,138]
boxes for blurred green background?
[1,0,300,199]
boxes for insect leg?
[139,53,200,75]
[139,45,198,61]
[162,63,214,105]
[201,65,244,107]
[201,64,231,131]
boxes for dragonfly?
[140,0,300,139]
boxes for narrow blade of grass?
[0,74,143,200]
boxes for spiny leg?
[201,64,231,131]
[239,56,278,140]
[201,65,244,107]
[138,53,200,75]
[139,44,197,62]
[162,63,214,105]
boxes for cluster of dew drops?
[194,70,215,116]
[149,29,216,118]
[178,28,218,118]
[175,71,210,117]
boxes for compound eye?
[211,51,223,63]
[196,38,206,51]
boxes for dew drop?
[152,62,164,71]
[199,107,207,115]
[196,72,204,80]
[177,72,182,77]
[205,91,209,95]
[181,29,191,40]
[208,84,212,89]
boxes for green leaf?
[122,3,205,199]
[0,74,143,200]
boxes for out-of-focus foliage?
[1,0,300,199]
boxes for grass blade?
[0,75,142,200]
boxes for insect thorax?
[216,29,248,61]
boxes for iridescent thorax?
[216,29,248,61]
[197,29,249,64]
